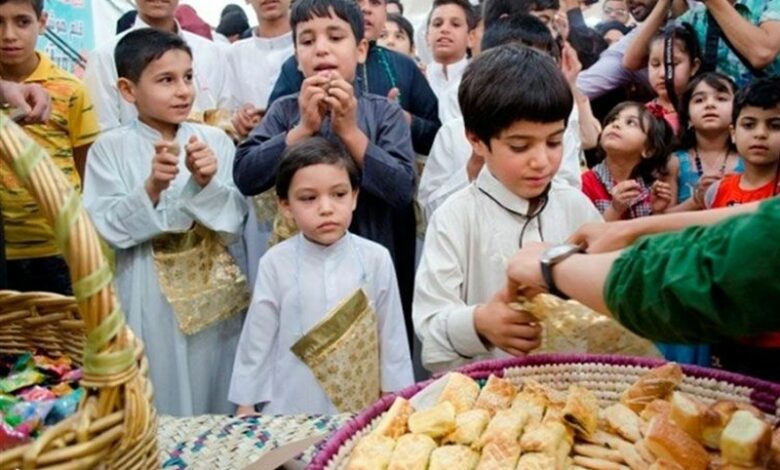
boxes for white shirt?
[418,106,585,221]
[413,168,602,373]
[425,57,469,123]
[82,121,248,416]
[229,233,414,415]
[227,31,294,110]
[83,17,232,132]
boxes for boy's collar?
[133,118,184,141]
[133,16,183,37]
[475,166,534,215]
[22,53,51,83]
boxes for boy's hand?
[560,41,582,87]
[145,141,180,205]
[387,88,413,125]
[297,75,330,135]
[324,74,360,138]
[232,103,263,139]
[474,285,543,357]
[185,135,218,188]
[235,405,256,416]
[610,180,642,214]
[650,180,673,214]
[0,81,51,124]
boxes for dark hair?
[600,102,673,184]
[221,4,247,20]
[567,27,608,70]
[0,0,43,17]
[275,137,361,199]
[525,0,560,11]
[677,72,737,150]
[480,14,559,62]
[459,45,573,145]
[386,13,414,47]
[291,0,364,44]
[428,0,477,30]
[649,23,700,66]
[217,11,250,38]
[115,28,192,83]
[593,20,632,38]
[387,0,404,15]
[482,0,530,28]
[733,76,780,124]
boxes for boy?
[0,0,99,294]
[413,45,602,373]
[83,0,231,131]
[83,29,248,416]
[267,0,440,156]
[234,0,418,344]
[230,137,413,415]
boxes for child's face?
[136,0,178,20]
[426,4,470,65]
[731,104,780,168]
[688,81,733,135]
[118,49,195,131]
[378,21,412,56]
[467,120,565,199]
[356,0,386,42]
[280,163,358,246]
[0,1,45,68]
[648,39,699,103]
[295,10,368,82]
[248,0,291,23]
[600,106,649,158]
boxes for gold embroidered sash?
[152,224,249,335]
[291,289,381,413]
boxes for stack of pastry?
[346,364,780,470]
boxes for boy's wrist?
[286,124,314,144]
[144,179,162,205]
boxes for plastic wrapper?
[50,382,74,397]
[0,420,31,451]
[62,369,82,382]
[45,388,83,426]
[18,386,56,402]
[511,294,661,358]
[10,400,54,424]
[0,370,45,393]
[33,355,73,378]
[0,394,18,414]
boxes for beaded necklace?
[694,146,729,177]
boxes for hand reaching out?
[185,135,218,188]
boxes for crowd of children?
[0,0,778,418]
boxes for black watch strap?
[542,262,568,299]
[540,245,584,299]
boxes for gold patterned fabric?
[152,224,249,335]
[291,289,380,413]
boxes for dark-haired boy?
[0,0,99,295]
[413,46,601,373]
[234,0,418,344]
[83,29,248,416]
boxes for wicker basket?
[310,353,780,469]
[0,115,157,469]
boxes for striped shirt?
[0,52,99,259]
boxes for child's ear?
[691,57,701,76]
[356,38,369,64]
[350,188,359,211]
[116,78,137,105]
[466,130,489,159]
[38,12,48,31]
[279,198,293,220]
[729,124,736,145]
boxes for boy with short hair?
[413,45,602,373]
[84,0,231,131]
[0,0,99,294]
[83,29,248,416]
[234,0,418,344]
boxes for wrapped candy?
[0,370,45,393]
[45,388,83,426]
[0,394,18,414]
[18,386,56,402]
[62,369,82,382]
[0,420,31,451]
[33,355,73,379]
[50,383,74,397]
[12,353,34,372]
[10,400,55,424]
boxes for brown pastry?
[603,403,642,443]
[437,372,481,414]
[620,363,682,413]
[408,401,457,439]
[571,455,629,469]
[720,410,771,467]
[511,390,548,425]
[515,453,558,470]
[476,408,529,450]
[347,434,396,470]
[429,445,480,470]
[521,421,571,454]
[646,460,683,470]
[474,375,517,415]
[374,397,413,439]
[701,401,763,450]
[563,385,600,439]
[388,434,437,470]
[669,391,706,440]
[638,399,672,422]
[442,409,491,446]
[476,440,522,470]
[644,415,709,470]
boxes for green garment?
[605,197,780,344]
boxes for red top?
[710,173,780,348]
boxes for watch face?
[543,244,582,263]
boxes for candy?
[18,386,56,402]
[10,400,54,423]
[0,370,45,393]
[46,388,83,426]
[0,420,31,451]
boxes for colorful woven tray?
[158,413,351,469]
[310,353,780,469]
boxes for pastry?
[644,415,709,470]
[476,408,529,449]
[476,440,522,470]
[669,391,706,441]
[347,434,396,470]
[374,397,413,439]
[719,410,771,467]
[521,421,571,455]
[442,409,491,446]
[408,401,456,439]
[437,372,480,414]
[388,434,437,470]
[511,390,548,425]
[474,375,517,415]
[620,363,682,413]
[603,403,642,443]
[515,453,558,470]
[429,445,480,470]
[701,401,762,450]
[563,385,600,439]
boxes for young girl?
[645,24,701,135]
[667,72,743,213]
[229,138,414,416]
[582,102,675,221]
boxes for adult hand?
[567,220,639,253]
[185,135,218,188]
[0,81,51,123]
[474,283,543,357]
[504,242,552,299]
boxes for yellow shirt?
[1,53,99,259]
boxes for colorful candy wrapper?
[33,355,72,379]
[0,394,19,414]
[62,369,82,382]
[50,382,74,397]
[0,420,31,451]
[0,370,45,393]
[12,353,34,373]
[18,386,56,402]
[10,400,55,423]
[45,388,83,426]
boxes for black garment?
[268,43,441,155]
[710,342,780,383]
[6,255,72,295]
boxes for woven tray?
[310,353,780,469]
[0,115,157,468]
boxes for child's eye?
[547,140,563,149]
[184,73,194,82]
[334,191,348,198]
[769,120,780,131]
[509,145,528,153]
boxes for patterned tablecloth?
[158,413,352,469]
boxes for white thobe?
[425,58,469,123]
[83,121,248,416]
[229,233,414,415]
[418,106,585,222]
[227,31,294,110]
[413,168,602,373]
[83,17,232,132]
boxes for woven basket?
[0,115,157,469]
[310,353,780,469]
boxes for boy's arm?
[68,83,100,183]
[405,61,442,156]
[82,45,121,131]
[374,249,414,392]
[233,100,292,196]
[267,56,304,108]
[73,145,90,183]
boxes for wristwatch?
[540,244,584,299]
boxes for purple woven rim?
[307,353,780,469]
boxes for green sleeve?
[604,198,780,343]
